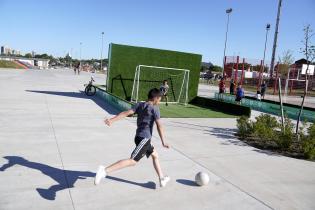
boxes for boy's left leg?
[106,158,137,173]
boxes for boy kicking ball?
[94,88,171,187]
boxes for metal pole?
[278,77,285,131]
[79,42,82,70]
[100,32,104,71]
[270,0,282,77]
[262,24,270,72]
[258,60,263,91]
[222,8,233,75]
[234,56,239,86]
[70,48,73,68]
[240,58,245,86]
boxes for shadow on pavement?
[0,156,95,200]
[176,179,198,187]
[0,156,157,200]
[204,127,238,140]
[25,90,119,115]
[106,176,156,189]
[169,121,248,147]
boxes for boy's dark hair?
[148,88,162,100]
[163,80,168,83]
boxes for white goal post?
[131,65,190,105]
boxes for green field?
[0,60,24,69]
[159,103,236,118]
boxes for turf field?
[159,103,236,118]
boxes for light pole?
[79,42,82,70]
[262,24,271,72]
[222,8,233,75]
[70,48,73,68]
[100,32,104,71]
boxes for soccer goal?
[131,65,190,105]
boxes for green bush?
[277,117,294,149]
[236,116,253,138]
[236,114,315,160]
[252,114,279,143]
[302,124,315,160]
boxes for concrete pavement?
[0,68,314,210]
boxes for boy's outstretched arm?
[155,119,170,148]
[104,109,134,126]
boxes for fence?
[214,93,315,122]
[223,56,315,96]
[95,86,133,112]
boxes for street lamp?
[262,24,271,72]
[100,32,104,71]
[222,8,233,75]
[79,42,82,70]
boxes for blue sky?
[0,0,315,65]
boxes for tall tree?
[278,50,294,76]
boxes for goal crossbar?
[138,65,190,72]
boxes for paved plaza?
[0,69,314,210]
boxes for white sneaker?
[160,176,170,187]
[94,165,107,185]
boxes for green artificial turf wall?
[107,43,202,102]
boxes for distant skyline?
[1,0,315,65]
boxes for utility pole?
[222,8,233,76]
[79,42,82,70]
[270,0,282,77]
[70,48,73,68]
[100,32,104,71]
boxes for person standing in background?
[230,79,235,95]
[260,81,267,99]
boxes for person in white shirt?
[256,90,262,101]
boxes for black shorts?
[235,97,242,102]
[130,136,154,161]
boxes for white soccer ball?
[195,172,210,186]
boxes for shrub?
[277,117,294,149]
[236,116,253,138]
[302,123,315,160]
[235,113,315,160]
[252,114,279,144]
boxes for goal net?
[131,65,190,104]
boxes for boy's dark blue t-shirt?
[132,102,160,139]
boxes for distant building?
[1,46,21,55]
[1,46,12,55]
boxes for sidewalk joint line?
[45,95,76,210]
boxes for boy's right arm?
[105,109,135,126]
[155,119,170,148]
